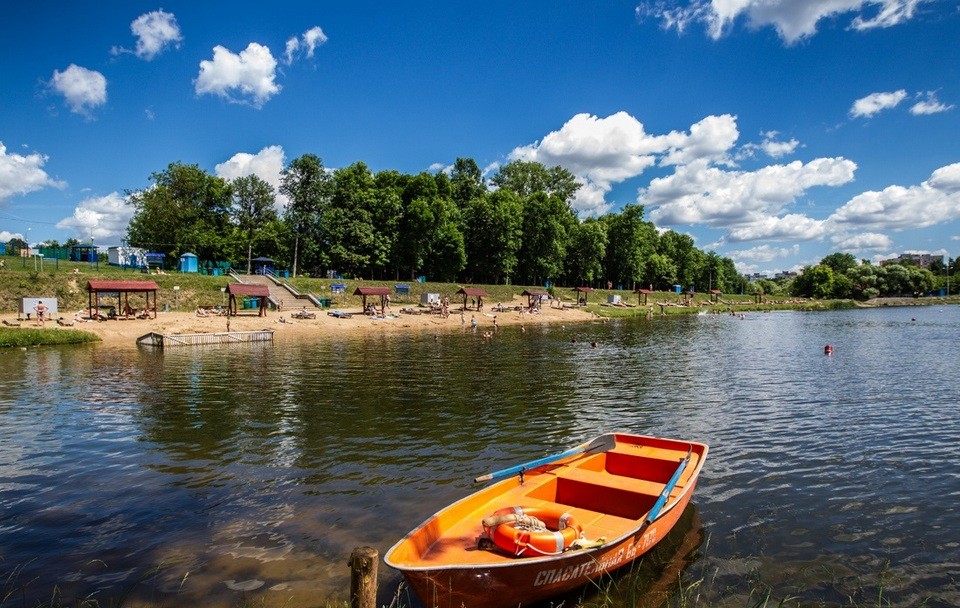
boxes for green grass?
[0,328,100,348]
[0,255,949,327]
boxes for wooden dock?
[136,330,275,348]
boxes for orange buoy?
[482,506,582,556]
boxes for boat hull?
[386,433,708,608]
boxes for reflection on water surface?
[0,306,957,606]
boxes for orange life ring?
[483,506,582,556]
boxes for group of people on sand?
[196,306,226,317]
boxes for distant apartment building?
[880,253,943,268]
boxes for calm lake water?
[1,306,957,607]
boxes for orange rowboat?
[384,432,708,608]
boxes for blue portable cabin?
[179,252,199,273]
[71,243,98,263]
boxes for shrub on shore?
[0,328,100,348]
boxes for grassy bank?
[1,257,955,322]
[0,327,101,347]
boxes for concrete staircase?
[233,273,322,312]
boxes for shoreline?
[3,295,955,349]
[3,297,600,348]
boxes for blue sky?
[1,1,958,275]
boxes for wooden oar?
[474,434,616,483]
[645,447,692,525]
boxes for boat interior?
[389,435,705,566]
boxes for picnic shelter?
[456,287,488,310]
[520,289,549,310]
[227,283,270,316]
[86,280,159,319]
[354,286,391,313]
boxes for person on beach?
[471,315,477,331]
[34,300,47,326]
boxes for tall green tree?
[423,198,467,282]
[491,160,580,202]
[516,192,576,285]
[231,174,277,274]
[324,162,401,278]
[464,189,523,284]
[280,154,331,277]
[126,162,233,262]
[450,157,486,211]
[821,252,858,275]
[6,237,28,255]
[645,253,677,291]
[604,204,657,289]
[657,230,702,290]
[792,264,835,298]
[565,219,607,286]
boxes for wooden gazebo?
[709,289,723,303]
[227,283,269,316]
[86,280,158,319]
[520,289,549,310]
[573,286,594,305]
[354,286,391,313]
[456,287,488,311]
[635,288,654,305]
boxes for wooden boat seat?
[520,448,698,521]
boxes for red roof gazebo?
[227,283,270,316]
[86,280,159,319]
[456,287,488,311]
[354,286,391,313]
[520,289,549,310]
[635,288,654,305]
[573,286,594,305]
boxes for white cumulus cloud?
[850,89,908,118]
[831,232,893,252]
[56,192,134,244]
[284,26,328,65]
[508,111,739,216]
[215,145,287,207]
[195,43,280,108]
[112,9,183,60]
[736,131,800,161]
[0,142,66,203]
[910,91,955,115]
[645,157,857,241]
[829,162,960,230]
[49,64,107,117]
[725,243,801,264]
[638,0,928,45]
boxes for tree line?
[755,252,957,299]
[123,155,744,292]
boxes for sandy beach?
[6,297,600,347]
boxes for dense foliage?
[772,252,956,300]
[122,156,746,290]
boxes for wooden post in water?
[349,546,378,608]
